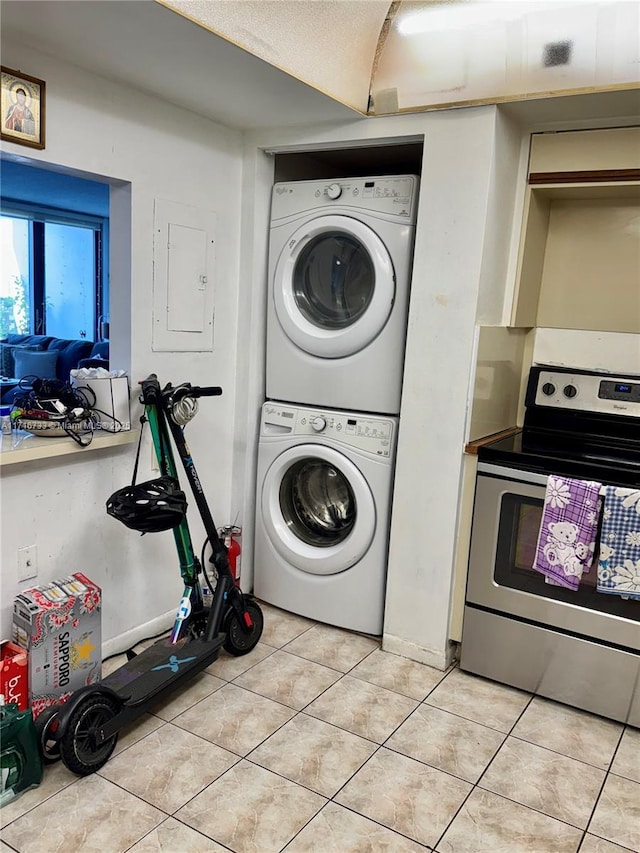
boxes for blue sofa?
[0,334,109,403]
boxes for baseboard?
[101,609,175,659]
[381,633,458,671]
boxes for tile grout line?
[429,686,536,852]
[235,666,636,853]
[578,723,629,850]
[4,616,637,853]
[506,732,623,773]
[132,637,378,848]
[128,652,517,849]
[221,636,430,850]
[298,666,475,851]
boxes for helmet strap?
[131,415,147,486]
[130,415,171,486]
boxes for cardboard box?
[12,573,102,718]
[0,641,29,711]
[71,375,131,432]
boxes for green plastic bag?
[0,703,43,806]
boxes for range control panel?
[262,403,396,457]
[531,366,640,417]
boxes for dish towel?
[533,475,602,591]
[597,486,640,599]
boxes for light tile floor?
[1,601,639,853]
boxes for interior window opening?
[0,161,110,344]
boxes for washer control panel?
[262,404,396,457]
[533,368,640,417]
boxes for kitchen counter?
[464,426,520,455]
[0,427,138,467]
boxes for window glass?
[0,215,30,336]
[45,222,96,340]
[0,211,103,341]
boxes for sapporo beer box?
[12,573,101,718]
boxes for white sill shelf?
[0,428,139,467]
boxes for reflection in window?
[0,216,30,336]
[0,210,105,341]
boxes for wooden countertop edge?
[1,428,139,467]
[465,426,520,455]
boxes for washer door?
[261,444,376,575]
[273,215,395,358]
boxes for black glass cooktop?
[478,429,640,488]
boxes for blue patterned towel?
[533,476,602,591]
[597,486,640,599]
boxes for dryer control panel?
[262,404,396,457]
[271,175,419,223]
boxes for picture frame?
[1,66,45,150]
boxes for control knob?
[563,384,578,399]
[541,382,556,396]
[310,416,326,432]
[326,183,342,200]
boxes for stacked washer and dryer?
[254,175,419,634]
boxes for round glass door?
[293,233,374,331]
[261,444,376,575]
[274,215,395,358]
[279,458,356,547]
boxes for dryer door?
[273,215,395,358]
[261,444,376,575]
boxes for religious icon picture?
[1,66,46,149]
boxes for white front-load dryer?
[254,401,398,635]
[267,175,419,416]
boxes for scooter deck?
[102,633,225,707]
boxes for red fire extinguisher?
[220,525,242,586]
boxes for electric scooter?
[34,374,263,776]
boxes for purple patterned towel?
[533,476,603,591]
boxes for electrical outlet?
[18,545,38,582]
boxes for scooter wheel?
[223,600,264,656]
[34,705,61,764]
[59,694,120,776]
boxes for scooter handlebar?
[188,386,223,398]
[139,377,222,405]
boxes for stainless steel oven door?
[466,462,639,651]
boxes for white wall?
[237,107,511,668]
[531,328,640,373]
[383,109,500,668]
[0,43,244,652]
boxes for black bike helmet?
[106,475,187,533]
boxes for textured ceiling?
[160,0,639,118]
[0,0,363,130]
[2,0,637,131]
[158,0,392,112]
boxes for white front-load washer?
[266,175,419,416]
[254,401,398,635]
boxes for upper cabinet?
[510,127,640,334]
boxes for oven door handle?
[477,462,550,487]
